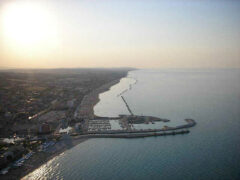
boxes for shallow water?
[94,77,136,117]
[24,69,240,180]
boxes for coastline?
[1,76,125,180]
[77,79,122,119]
[1,137,88,180]
[1,69,198,179]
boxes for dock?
[76,95,197,139]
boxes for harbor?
[75,94,197,138]
[0,72,198,179]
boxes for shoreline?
[21,137,88,180]
[1,137,88,180]
[77,78,122,119]
[1,76,126,180]
[1,69,197,179]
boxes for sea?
[23,69,240,180]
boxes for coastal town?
[0,68,131,179]
[0,68,196,179]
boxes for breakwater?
[72,119,196,139]
[83,73,197,139]
[84,119,196,134]
[73,129,190,139]
[117,77,137,97]
[121,96,134,115]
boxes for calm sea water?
[24,69,240,180]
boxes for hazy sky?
[0,0,240,68]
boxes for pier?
[73,129,190,139]
[121,96,134,115]
[76,80,197,139]
[77,94,197,139]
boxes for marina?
[75,117,196,138]
[80,76,197,137]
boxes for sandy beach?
[77,79,121,119]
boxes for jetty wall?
[73,130,190,139]
[121,96,134,115]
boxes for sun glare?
[1,2,58,51]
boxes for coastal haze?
[0,0,240,69]
[0,0,240,180]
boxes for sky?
[0,0,240,69]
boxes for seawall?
[73,130,190,139]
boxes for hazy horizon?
[0,0,240,69]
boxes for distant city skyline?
[0,0,240,69]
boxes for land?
[0,68,132,137]
[0,68,133,179]
[0,67,196,180]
